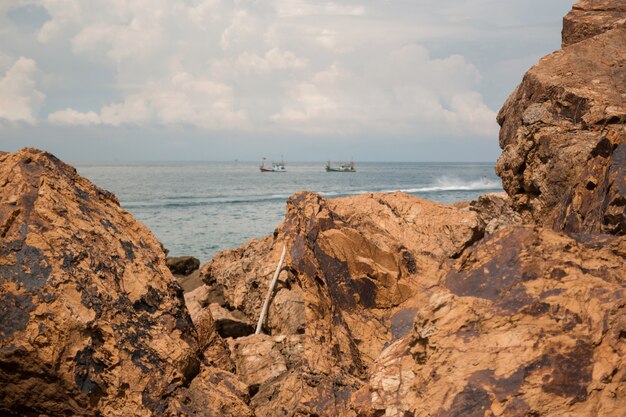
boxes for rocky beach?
[1,1,625,416]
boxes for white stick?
[255,243,287,335]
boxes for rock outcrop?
[0,149,238,416]
[496,1,625,234]
[198,190,626,416]
[191,2,626,416]
[200,191,485,415]
[563,0,626,47]
[2,2,625,417]
[354,227,626,416]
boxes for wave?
[392,177,502,193]
[123,193,294,209]
[121,177,501,209]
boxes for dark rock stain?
[446,229,546,313]
[541,340,593,402]
[520,301,551,316]
[133,286,163,314]
[469,368,525,402]
[591,137,615,159]
[120,240,136,261]
[438,385,491,417]
[401,249,417,274]
[455,321,481,342]
[314,244,355,310]
[549,268,567,280]
[446,229,529,301]
[502,398,531,417]
[0,208,20,238]
[1,244,52,292]
[351,277,377,308]
[74,346,105,406]
[0,293,34,339]
[390,308,417,340]
[99,218,119,234]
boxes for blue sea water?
[75,161,502,263]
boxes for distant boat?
[325,160,356,172]
[260,157,286,173]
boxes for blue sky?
[0,0,574,161]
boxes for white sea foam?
[393,176,501,193]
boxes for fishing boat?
[325,160,356,172]
[260,157,286,172]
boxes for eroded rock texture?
[563,0,626,47]
[2,2,626,417]
[496,2,626,234]
[0,148,203,416]
[200,191,484,416]
[196,185,626,416]
[355,227,626,416]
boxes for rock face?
[200,191,485,415]
[199,190,626,416]
[496,2,625,234]
[355,227,626,416]
[0,149,203,416]
[563,0,626,47]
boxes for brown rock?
[469,192,523,233]
[354,226,626,417]
[563,0,626,47]
[166,366,253,417]
[199,191,485,415]
[176,269,204,293]
[496,23,626,234]
[0,148,200,416]
[184,284,212,322]
[167,255,200,276]
[208,303,255,339]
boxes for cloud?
[271,47,498,136]
[0,57,45,124]
[48,108,101,125]
[26,0,504,137]
[49,72,247,129]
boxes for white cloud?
[26,0,502,137]
[270,47,498,136]
[0,57,45,124]
[49,71,247,129]
[274,1,366,18]
[48,108,101,125]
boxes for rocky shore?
[1,1,625,416]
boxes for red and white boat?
[260,157,286,172]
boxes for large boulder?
[496,3,626,234]
[353,227,626,416]
[0,148,201,416]
[199,191,486,415]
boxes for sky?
[0,0,574,162]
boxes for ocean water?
[75,161,502,263]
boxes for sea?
[76,161,502,263]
